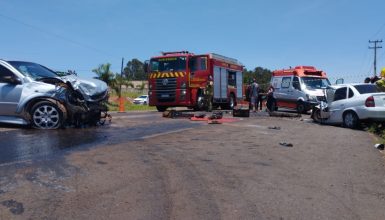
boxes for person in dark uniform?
[256,88,265,111]
[266,84,276,112]
[205,75,213,112]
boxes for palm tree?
[110,73,134,97]
[136,82,146,93]
[92,63,114,85]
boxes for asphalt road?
[0,110,385,219]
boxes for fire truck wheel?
[156,106,168,112]
[194,92,205,111]
[228,94,236,110]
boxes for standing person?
[375,68,385,91]
[249,78,259,112]
[266,84,276,112]
[205,75,214,112]
[256,88,265,111]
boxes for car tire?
[156,106,168,112]
[312,109,322,123]
[343,111,359,129]
[30,101,63,129]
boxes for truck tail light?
[365,96,375,107]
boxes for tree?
[124,59,145,80]
[136,81,146,93]
[110,73,134,97]
[243,67,273,91]
[92,63,114,85]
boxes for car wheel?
[312,109,322,123]
[343,111,359,129]
[30,101,63,129]
[156,106,168,112]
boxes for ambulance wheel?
[156,106,168,112]
[296,101,306,114]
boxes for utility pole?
[369,40,382,76]
[118,57,125,112]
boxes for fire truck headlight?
[149,84,152,89]
[149,91,152,95]
[180,90,186,100]
[181,82,186,89]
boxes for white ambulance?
[270,66,331,113]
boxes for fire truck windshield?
[150,57,187,72]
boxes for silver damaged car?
[0,60,109,129]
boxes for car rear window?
[354,84,381,94]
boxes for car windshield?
[139,95,147,98]
[150,57,187,72]
[8,61,58,80]
[354,84,381,94]
[301,77,330,89]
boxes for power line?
[370,22,385,40]
[0,13,116,58]
[369,40,382,76]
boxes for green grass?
[367,122,385,144]
[107,90,155,111]
[107,102,155,111]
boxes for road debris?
[268,111,301,118]
[279,142,293,147]
[374,143,384,150]
[162,110,194,119]
[1,200,24,215]
[268,126,281,130]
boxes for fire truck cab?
[271,66,331,113]
[146,51,244,112]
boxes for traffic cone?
[118,96,125,113]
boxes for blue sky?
[0,0,384,83]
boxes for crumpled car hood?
[61,75,108,101]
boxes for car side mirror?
[1,76,22,85]
[335,78,344,85]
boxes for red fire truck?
[146,51,244,112]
